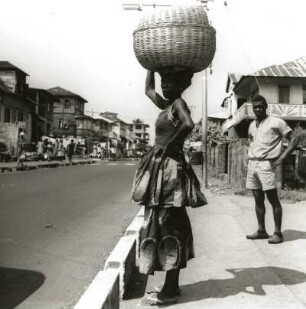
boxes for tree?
[187,119,230,146]
[132,118,144,124]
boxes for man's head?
[251,94,267,120]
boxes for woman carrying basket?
[132,70,207,305]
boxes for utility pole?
[202,69,208,187]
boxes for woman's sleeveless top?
[154,104,184,152]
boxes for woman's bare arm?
[145,70,169,110]
[161,98,194,156]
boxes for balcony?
[222,103,306,133]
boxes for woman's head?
[159,70,193,100]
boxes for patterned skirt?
[131,146,207,274]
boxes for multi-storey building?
[217,57,306,188]
[48,86,88,138]
[0,61,34,157]
[130,121,150,148]
[27,87,57,141]
[222,57,306,137]
[100,111,134,155]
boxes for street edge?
[73,207,144,309]
[0,159,98,173]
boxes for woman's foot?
[141,293,177,306]
[147,286,181,296]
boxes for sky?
[0,0,306,142]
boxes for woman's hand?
[153,144,169,158]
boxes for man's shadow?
[179,266,306,304]
[0,267,45,309]
[282,229,306,242]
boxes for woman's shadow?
[179,266,306,304]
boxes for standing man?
[67,139,75,163]
[246,95,295,244]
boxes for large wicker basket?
[133,5,216,73]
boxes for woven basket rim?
[133,24,213,35]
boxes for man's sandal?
[268,233,284,244]
[246,231,269,240]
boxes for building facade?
[27,88,56,141]
[130,121,150,148]
[100,112,134,156]
[216,57,306,188]
[0,61,34,157]
[222,57,306,137]
[48,86,87,138]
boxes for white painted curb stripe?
[73,206,144,307]
[73,269,119,309]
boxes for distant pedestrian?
[246,95,296,244]
[37,140,44,161]
[57,139,65,160]
[46,142,53,161]
[53,139,59,159]
[67,139,75,162]
[17,130,26,166]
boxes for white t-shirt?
[248,116,292,160]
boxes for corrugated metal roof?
[47,87,88,103]
[0,61,29,76]
[229,73,242,83]
[226,73,243,92]
[92,115,114,123]
[252,56,306,78]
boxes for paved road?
[0,161,139,309]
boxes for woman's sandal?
[147,286,182,296]
[141,293,177,306]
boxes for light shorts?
[246,160,277,191]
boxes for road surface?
[0,161,139,309]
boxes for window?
[59,119,63,129]
[278,86,290,103]
[303,87,306,104]
[17,111,24,122]
[64,99,70,107]
[12,109,17,123]
[135,124,142,130]
[4,107,11,123]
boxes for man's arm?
[271,131,299,168]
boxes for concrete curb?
[73,207,144,308]
[0,160,97,173]
[104,207,144,299]
[73,269,120,309]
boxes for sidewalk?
[121,172,306,308]
[0,157,98,173]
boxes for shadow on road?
[283,229,306,242]
[178,266,306,304]
[0,267,45,309]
